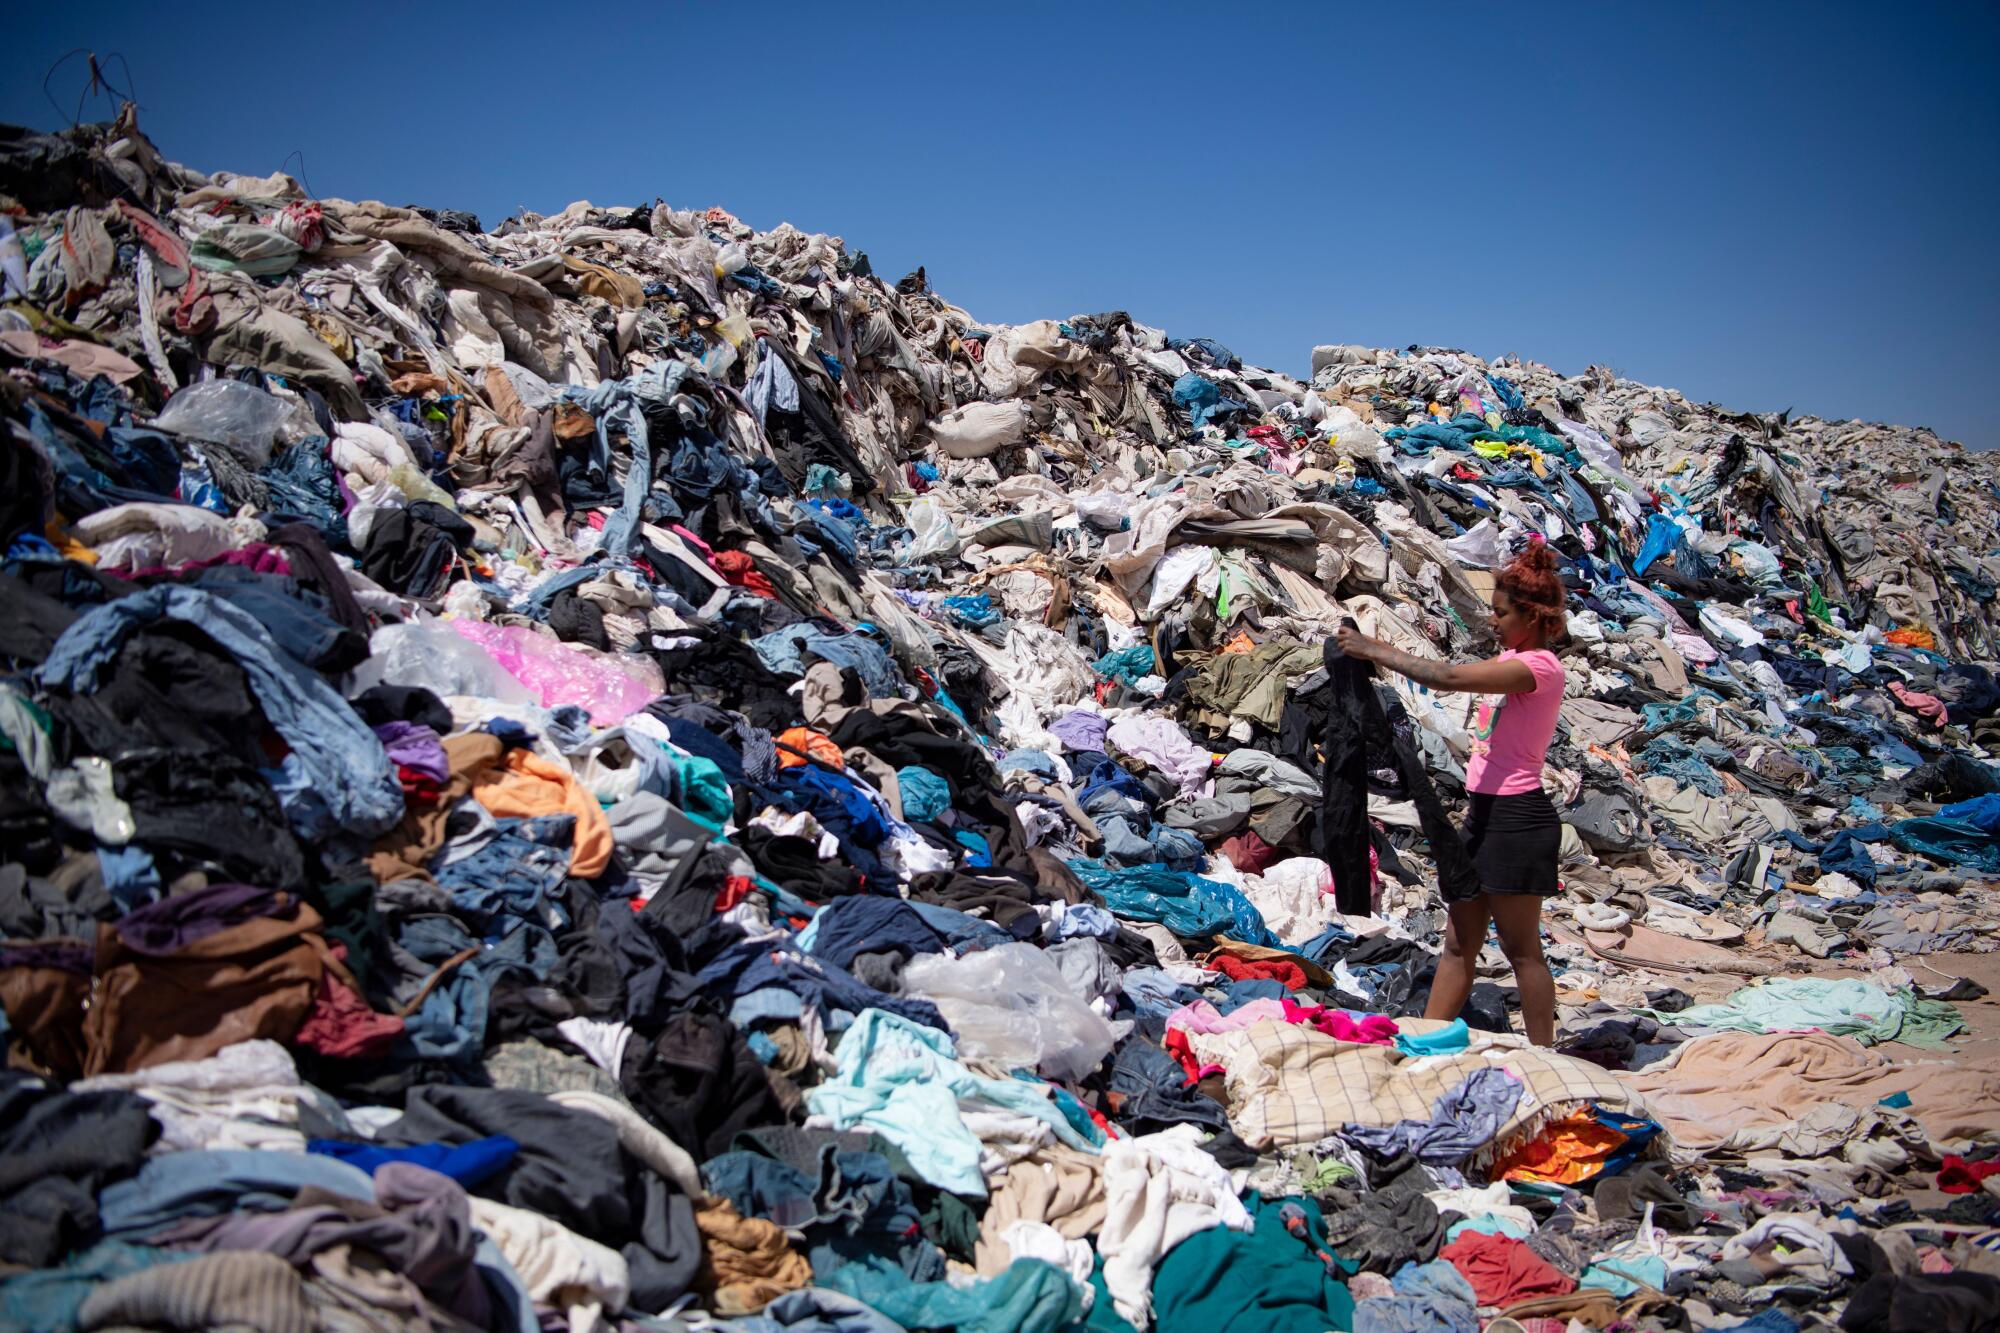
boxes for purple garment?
[372,721,449,784]
[1341,1067,1524,1164]
[113,883,296,955]
[1048,709,1109,755]
[0,940,94,973]
[148,1162,491,1325]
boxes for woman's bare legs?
[1487,893,1556,1046]
[1424,897,1490,1026]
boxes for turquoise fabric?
[827,1257,1082,1333]
[1579,1254,1668,1297]
[0,1241,195,1331]
[673,754,734,829]
[1091,644,1157,687]
[896,766,951,822]
[1646,977,1963,1048]
[1394,1019,1469,1057]
[1149,1195,1356,1333]
[1444,1214,1533,1242]
[803,1010,1099,1195]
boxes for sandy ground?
[1806,949,2000,1209]
[1810,949,2000,1067]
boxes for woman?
[1333,539,1568,1045]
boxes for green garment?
[1148,1195,1357,1333]
[1645,978,1963,1049]
[919,1188,982,1265]
[188,223,302,277]
[1181,642,1322,730]
[827,1256,1082,1333]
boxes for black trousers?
[1317,637,1479,912]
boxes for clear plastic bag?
[451,621,662,725]
[902,942,1121,1081]
[151,380,291,468]
[345,621,539,707]
[899,496,962,563]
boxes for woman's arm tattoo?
[1370,644,1457,691]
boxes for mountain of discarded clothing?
[4,106,2000,1333]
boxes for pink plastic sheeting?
[451,621,662,724]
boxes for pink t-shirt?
[1463,649,1565,796]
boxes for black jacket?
[1317,636,1479,911]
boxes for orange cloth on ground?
[1885,627,1936,650]
[470,748,612,877]
[1490,1108,1629,1184]
[775,728,845,770]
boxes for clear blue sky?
[7,1,1996,446]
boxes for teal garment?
[1885,815,2000,874]
[673,754,734,829]
[1645,977,1964,1049]
[0,1241,196,1331]
[1015,1074,1108,1149]
[1092,645,1157,687]
[1481,423,1583,468]
[896,766,951,822]
[1066,861,1279,948]
[1579,1254,1668,1297]
[1444,1214,1532,1242]
[1394,1019,1469,1057]
[827,1257,1082,1333]
[1149,1195,1357,1333]
[803,1010,1099,1195]
[1638,688,1724,732]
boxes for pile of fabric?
[3,107,2000,1333]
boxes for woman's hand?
[1334,625,1378,661]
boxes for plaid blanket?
[1187,1018,1645,1153]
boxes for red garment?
[1439,1234,1576,1306]
[292,944,403,1060]
[114,200,192,273]
[1937,1155,2000,1193]
[1212,954,1306,990]
[1281,1000,1397,1045]
[1162,1027,1225,1084]
[1219,830,1278,874]
[715,876,754,913]
[174,270,215,334]
[712,550,777,599]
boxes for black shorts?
[1459,788,1561,896]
